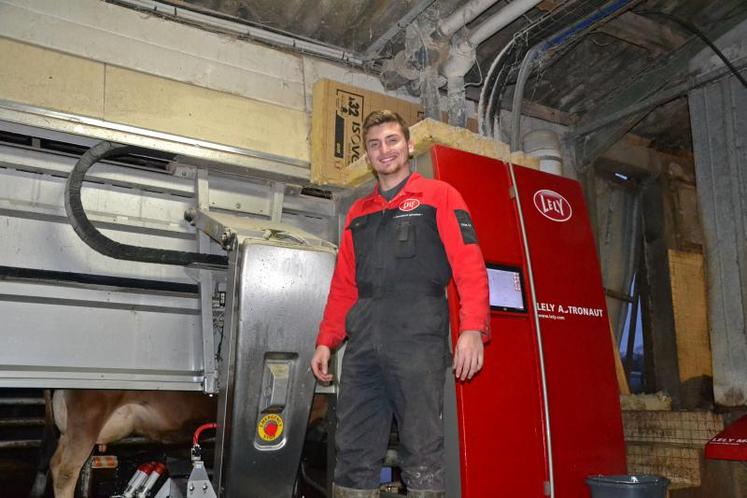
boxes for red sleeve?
[316,208,358,350]
[436,184,491,341]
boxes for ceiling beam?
[572,10,747,166]
[596,11,687,57]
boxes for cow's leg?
[50,391,120,498]
[50,431,95,498]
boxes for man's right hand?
[311,345,333,383]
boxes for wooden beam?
[572,11,747,166]
[521,99,578,126]
[610,318,632,395]
[597,11,687,57]
[640,179,683,407]
[537,0,564,12]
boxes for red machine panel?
[431,145,626,498]
[433,146,547,498]
[705,415,747,461]
[513,166,627,496]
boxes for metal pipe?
[421,68,443,120]
[447,74,468,126]
[0,397,44,405]
[0,418,45,427]
[0,440,41,449]
[439,0,501,37]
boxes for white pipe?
[447,74,467,126]
[469,0,543,45]
[443,0,542,80]
[114,0,364,66]
[443,0,541,126]
[439,0,501,37]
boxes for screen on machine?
[486,265,526,313]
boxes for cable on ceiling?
[636,10,747,89]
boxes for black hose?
[64,141,228,268]
[636,10,747,89]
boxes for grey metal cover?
[218,240,334,498]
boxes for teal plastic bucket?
[586,475,670,498]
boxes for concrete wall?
[0,0,417,172]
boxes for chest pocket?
[348,216,370,258]
[348,216,368,236]
[395,220,416,258]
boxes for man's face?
[365,122,414,178]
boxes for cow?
[35,390,328,498]
[47,390,215,498]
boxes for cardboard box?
[311,79,425,186]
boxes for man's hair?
[362,110,410,143]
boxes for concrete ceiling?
[159,0,747,157]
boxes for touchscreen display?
[487,265,526,313]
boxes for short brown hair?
[362,110,410,143]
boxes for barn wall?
[0,0,421,176]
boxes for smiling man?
[311,110,490,498]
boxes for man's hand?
[453,330,484,381]
[311,345,333,383]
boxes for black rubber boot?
[407,491,445,498]
[333,483,380,498]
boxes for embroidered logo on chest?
[399,198,420,212]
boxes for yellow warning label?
[257,413,284,442]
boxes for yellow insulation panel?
[0,38,309,165]
[668,249,712,382]
[342,118,539,187]
[0,38,105,118]
[104,67,309,163]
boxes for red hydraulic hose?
[193,423,218,446]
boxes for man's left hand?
[453,330,484,381]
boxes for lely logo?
[533,189,572,222]
[399,198,420,212]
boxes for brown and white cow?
[41,390,328,498]
[49,390,215,498]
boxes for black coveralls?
[316,173,489,491]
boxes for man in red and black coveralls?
[311,110,490,498]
